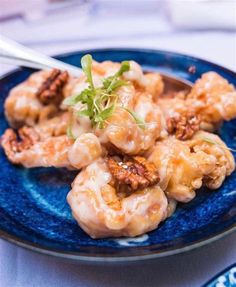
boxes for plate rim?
[0,47,236,263]
[1,47,235,82]
[0,223,235,263]
[202,262,236,287]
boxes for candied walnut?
[107,156,159,191]
[36,69,68,105]
[1,127,39,162]
[167,112,201,140]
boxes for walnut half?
[1,127,39,163]
[167,112,201,140]
[107,156,159,191]
[36,69,69,105]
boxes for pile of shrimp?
[1,59,236,238]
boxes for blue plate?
[0,49,236,263]
[203,263,236,287]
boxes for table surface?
[0,3,236,286]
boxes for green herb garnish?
[123,107,146,130]
[202,137,236,152]
[202,137,217,145]
[103,60,130,93]
[63,55,146,130]
[67,125,76,140]
[81,54,94,90]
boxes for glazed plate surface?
[0,49,236,262]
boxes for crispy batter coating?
[5,70,59,128]
[187,72,236,124]
[148,137,206,202]
[122,61,164,99]
[1,126,102,170]
[188,131,235,189]
[188,72,234,100]
[158,72,236,135]
[0,128,39,163]
[148,131,235,202]
[107,156,159,191]
[97,93,163,155]
[1,128,72,168]
[35,112,69,139]
[15,126,40,151]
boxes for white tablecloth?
[0,3,236,286]
[0,232,235,287]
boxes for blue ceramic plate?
[0,49,236,263]
[203,263,236,287]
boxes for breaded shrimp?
[67,158,168,238]
[34,112,69,139]
[97,92,163,154]
[148,131,235,202]
[5,70,57,128]
[63,61,123,100]
[187,72,236,123]
[1,129,102,169]
[158,72,236,134]
[68,133,103,169]
[187,130,235,189]
[123,61,164,98]
[64,59,165,154]
[1,128,72,168]
[64,60,164,103]
[133,93,165,149]
[166,199,177,218]
[148,137,208,202]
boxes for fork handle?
[0,36,82,77]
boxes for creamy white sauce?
[135,100,152,120]
[114,234,149,246]
[76,160,111,195]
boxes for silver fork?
[0,35,82,76]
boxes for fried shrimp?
[67,158,168,238]
[148,137,207,202]
[123,61,164,98]
[68,133,103,169]
[148,131,235,202]
[2,54,236,240]
[1,129,102,169]
[5,71,57,128]
[34,112,69,139]
[133,93,164,149]
[97,93,163,154]
[187,72,236,124]
[158,72,236,135]
[1,129,72,168]
[187,131,235,189]
[97,108,143,154]
[65,60,164,154]
[63,61,123,99]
